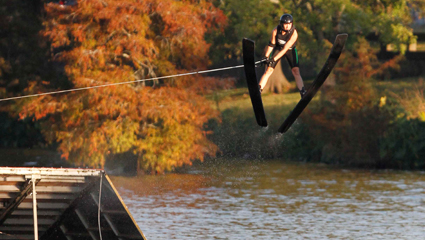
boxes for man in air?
[259,14,307,98]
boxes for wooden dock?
[0,167,146,240]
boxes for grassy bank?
[208,85,315,160]
[208,77,425,169]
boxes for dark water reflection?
[111,159,425,239]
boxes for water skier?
[259,14,307,98]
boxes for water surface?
[111,159,425,239]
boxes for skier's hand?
[266,58,276,67]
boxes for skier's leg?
[259,67,274,91]
[291,67,304,90]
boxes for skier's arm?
[264,28,277,58]
[272,30,298,61]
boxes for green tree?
[209,0,424,93]
[209,0,280,62]
[378,80,425,169]
[278,0,425,63]
[208,0,293,93]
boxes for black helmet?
[280,14,293,24]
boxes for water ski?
[278,33,348,133]
[242,38,268,127]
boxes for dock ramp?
[0,167,146,240]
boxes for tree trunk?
[262,61,292,93]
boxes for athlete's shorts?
[268,47,299,69]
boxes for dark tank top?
[275,25,296,50]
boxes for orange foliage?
[300,37,403,165]
[18,0,227,173]
[330,37,403,111]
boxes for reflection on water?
[111,159,425,239]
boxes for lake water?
[110,159,425,240]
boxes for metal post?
[32,176,38,240]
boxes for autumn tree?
[16,0,227,173]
